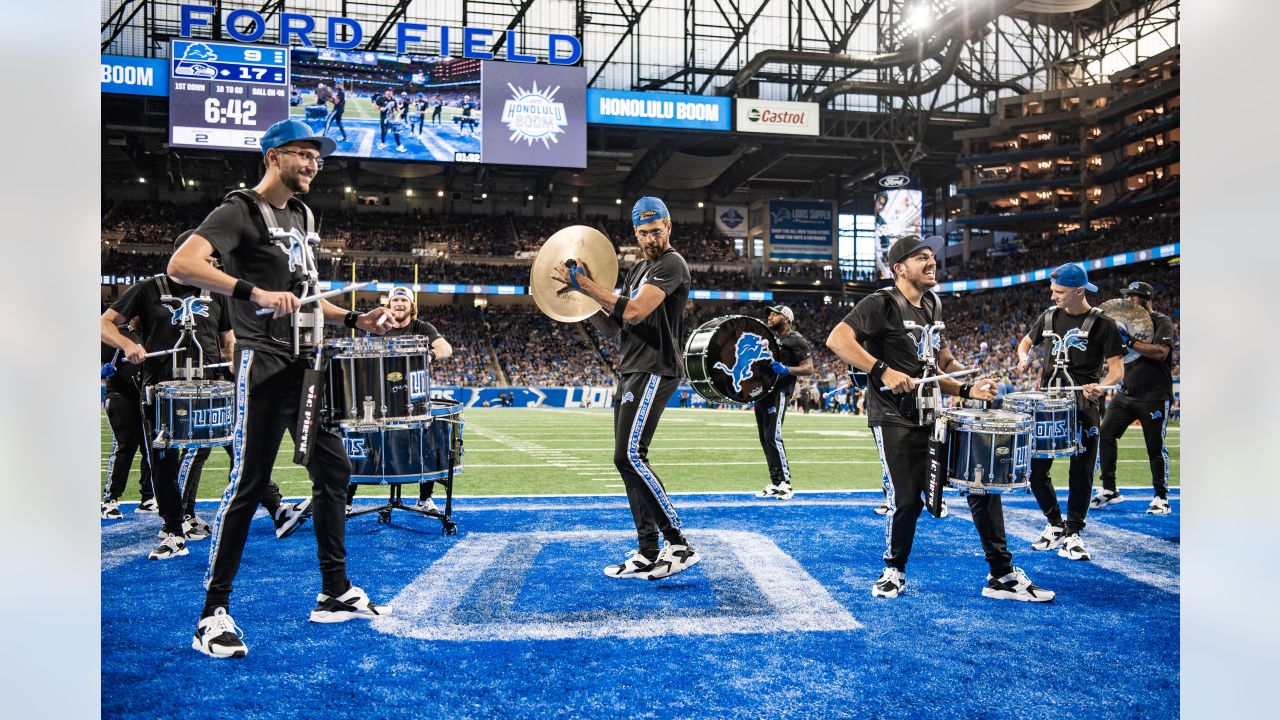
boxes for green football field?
[100,407,1181,500]
[289,92,475,124]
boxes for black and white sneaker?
[644,544,701,580]
[873,504,890,516]
[1089,489,1125,509]
[101,499,123,520]
[981,567,1055,602]
[755,482,794,500]
[939,499,949,518]
[135,498,158,514]
[148,532,188,560]
[158,517,209,541]
[415,498,439,513]
[274,498,313,539]
[872,566,906,598]
[192,607,247,658]
[603,549,658,578]
[309,586,393,623]
[1146,496,1171,515]
[185,514,213,537]
[1057,533,1091,561]
[1030,522,1066,551]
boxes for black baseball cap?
[1120,281,1154,299]
[885,234,943,268]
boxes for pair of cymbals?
[1098,298,1154,343]
[530,225,619,322]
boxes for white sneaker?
[1146,497,1171,515]
[872,566,906,598]
[396,145,407,152]
[101,499,123,520]
[873,504,890,515]
[1057,533,1091,561]
[1089,489,1125,509]
[644,543,702,580]
[1030,522,1066,551]
[149,532,188,560]
[309,586,392,623]
[415,498,439,513]
[939,499,949,518]
[602,549,658,578]
[185,514,213,537]
[754,482,793,500]
[982,567,1055,602]
[135,498,158,514]
[274,498,312,539]
[192,607,247,658]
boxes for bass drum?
[682,315,780,404]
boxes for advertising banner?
[587,89,731,131]
[715,205,748,238]
[480,61,586,168]
[767,200,834,261]
[101,55,168,96]
[735,99,819,136]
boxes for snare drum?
[1003,391,1079,458]
[343,399,465,484]
[152,380,235,448]
[326,337,432,424]
[682,315,780,404]
[941,408,1033,494]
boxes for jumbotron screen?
[873,175,923,279]
[288,48,586,168]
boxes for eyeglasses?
[274,149,324,169]
[636,227,667,240]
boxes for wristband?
[232,279,256,301]
[612,296,629,321]
[344,311,360,329]
[869,360,888,383]
[428,349,437,362]
[959,382,973,399]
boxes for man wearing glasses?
[551,197,700,581]
[168,120,395,658]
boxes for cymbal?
[1098,297,1154,346]
[530,225,619,323]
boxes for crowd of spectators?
[102,200,210,244]
[486,307,615,387]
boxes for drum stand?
[148,293,211,449]
[343,416,461,535]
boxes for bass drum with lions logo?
[683,315,781,403]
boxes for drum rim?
[941,407,1034,432]
[1004,391,1075,409]
[155,380,235,397]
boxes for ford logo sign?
[879,174,911,188]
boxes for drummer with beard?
[753,304,815,500]
[825,235,1054,602]
[346,286,453,513]
[551,196,700,581]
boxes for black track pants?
[754,390,791,485]
[1029,399,1102,535]
[1099,394,1172,498]
[102,390,152,502]
[180,445,284,517]
[613,372,684,554]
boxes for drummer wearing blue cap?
[550,196,701,581]
[1016,262,1126,563]
[168,119,394,659]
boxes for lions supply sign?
[586,89,731,131]
[101,55,168,96]
[736,99,819,136]
[768,200,834,261]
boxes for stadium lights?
[697,201,705,208]
[909,4,932,32]
[528,194,535,201]
[571,196,579,203]
[437,189,445,197]
[344,186,353,193]
[406,188,414,196]
[238,181,246,188]
[615,198,622,205]
[137,177,146,184]
[481,192,488,199]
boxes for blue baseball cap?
[1049,262,1098,293]
[259,119,337,158]
[631,196,670,226]
[388,286,414,300]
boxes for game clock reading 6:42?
[169,39,290,151]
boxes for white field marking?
[949,505,1180,595]
[458,445,872,452]
[371,529,861,642]
[605,484,624,488]
[792,430,870,438]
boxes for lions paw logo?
[169,297,211,325]
[1052,328,1089,358]
[1085,426,1099,438]
[501,82,567,149]
[713,333,774,394]
[620,392,635,404]
[1150,410,1163,420]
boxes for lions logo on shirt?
[270,228,311,274]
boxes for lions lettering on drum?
[408,370,428,402]
[344,437,367,459]
[713,333,774,395]
[190,406,232,429]
[1035,419,1069,439]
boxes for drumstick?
[254,281,376,316]
[1043,385,1119,391]
[143,347,187,359]
[880,367,980,392]
[203,362,232,368]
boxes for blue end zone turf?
[102,490,1179,719]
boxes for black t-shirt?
[413,98,428,114]
[109,276,231,386]
[332,88,345,111]
[1027,305,1124,387]
[1119,310,1175,401]
[617,249,691,378]
[103,326,143,396]
[380,319,442,343]
[194,192,315,356]
[773,330,813,396]
[375,94,395,117]
[842,291,948,428]
[462,101,475,117]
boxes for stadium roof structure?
[101,0,1178,209]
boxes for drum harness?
[144,275,217,449]
[880,287,945,428]
[1037,305,1103,393]
[229,190,330,465]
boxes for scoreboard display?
[169,40,290,151]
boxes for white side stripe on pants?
[871,426,896,562]
[628,374,681,529]
[205,348,254,590]
[773,391,790,482]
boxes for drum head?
[685,315,780,403]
